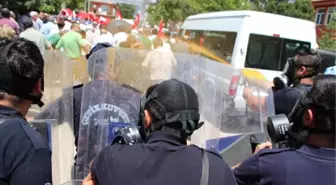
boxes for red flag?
[116,9,123,20]
[97,16,110,25]
[132,12,140,29]
[158,19,164,37]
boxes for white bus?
[180,10,317,109]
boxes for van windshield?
[184,30,237,64]
[245,34,311,71]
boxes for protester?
[161,31,172,51]
[142,38,177,84]
[48,19,64,48]
[86,22,100,45]
[55,23,90,59]
[148,28,158,41]
[120,35,142,49]
[114,27,128,47]
[0,24,16,40]
[139,27,152,50]
[40,15,59,39]
[20,16,52,55]
[0,8,19,34]
[30,11,43,30]
[93,26,114,47]
[9,11,19,29]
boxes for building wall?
[90,1,117,19]
[312,0,336,38]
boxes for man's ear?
[144,110,152,129]
[300,66,307,75]
[32,78,43,94]
[303,109,314,128]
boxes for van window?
[185,30,237,64]
[280,40,310,70]
[245,34,310,71]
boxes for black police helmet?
[143,79,202,136]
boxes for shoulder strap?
[293,85,311,96]
[200,149,209,185]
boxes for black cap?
[151,79,199,114]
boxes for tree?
[0,0,84,15]
[118,3,136,19]
[318,13,336,50]
[147,0,194,23]
[257,0,314,21]
[147,0,252,26]
[190,0,251,13]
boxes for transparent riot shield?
[72,56,89,85]
[30,51,75,185]
[219,68,275,166]
[173,54,275,166]
[61,180,82,185]
[75,47,150,179]
[172,53,222,151]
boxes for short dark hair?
[0,39,44,103]
[309,74,336,133]
[57,19,65,30]
[1,8,10,18]
[295,54,321,75]
[21,16,34,30]
[294,46,310,56]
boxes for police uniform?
[0,105,52,185]
[234,145,336,185]
[91,131,237,185]
[36,81,141,146]
[268,84,311,116]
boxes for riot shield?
[72,56,89,85]
[172,54,275,166]
[75,47,149,179]
[75,47,222,180]
[30,51,75,185]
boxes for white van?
[180,10,317,109]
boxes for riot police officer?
[234,74,336,185]
[83,79,237,185]
[0,39,51,184]
[244,48,321,116]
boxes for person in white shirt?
[62,17,72,32]
[86,22,100,45]
[114,31,128,47]
[142,37,177,84]
[93,28,114,47]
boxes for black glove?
[272,77,286,92]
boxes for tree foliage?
[318,13,336,51]
[148,0,251,24]
[147,0,196,23]
[147,0,314,26]
[0,0,84,14]
[118,3,136,19]
[260,0,314,21]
